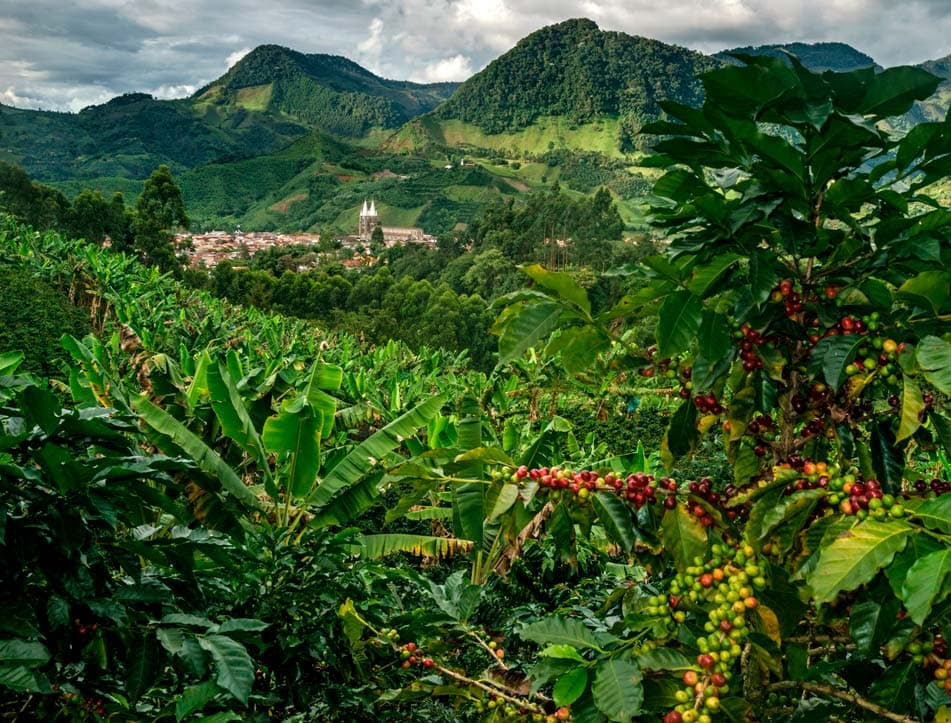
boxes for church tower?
[359,199,379,240]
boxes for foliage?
[0,264,89,377]
[436,19,720,136]
[133,165,189,274]
[4,50,951,723]
[483,56,951,721]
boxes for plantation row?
[1,55,950,723]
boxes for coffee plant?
[468,56,951,720]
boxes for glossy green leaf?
[0,640,49,667]
[897,270,950,316]
[656,291,702,358]
[206,361,265,463]
[900,548,951,625]
[687,254,742,297]
[912,495,951,534]
[697,311,731,363]
[661,504,707,573]
[176,680,221,722]
[0,665,48,692]
[592,659,643,722]
[494,300,565,365]
[262,399,320,500]
[452,482,485,543]
[308,395,445,508]
[591,492,635,553]
[132,396,263,511]
[522,264,591,315]
[486,483,519,522]
[849,599,900,657]
[930,411,951,452]
[808,335,864,390]
[538,644,586,662]
[126,635,160,702]
[855,66,941,117]
[519,617,615,652]
[635,647,693,671]
[870,422,905,495]
[197,634,255,705]
[0,352,23,376]
[806,519,911,603]
[917,336,951,395]
[666,401,698,459]
[896,376,924,442]
[756,489,826,542]
[868,661,917,714]
[553,667,588,707]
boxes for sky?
[2,0,951,113]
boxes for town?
[177,199,437,267]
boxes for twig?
[14,694,33,722]
[434,663,545,713]
[467,630,509,671]
[767,680,918,723]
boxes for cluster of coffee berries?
[902,634,951,695]
[637,346,674,379]
[397,641,434,670]
[746,415,776,457]
[688,478,748,525]
[663,545,764,722]
[735,322,767,373]
[692,392,725,416]
[474,698,571,722]
[74,619,99,636]
[526,465,680,511]
[771,277,808,318]
[908,477,951,497]
[60,691,106,717]
[844,335,902,385]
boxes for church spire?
[369,199,377,217]
[361,200,368,216]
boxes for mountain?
[0,45,456,186]
[193,45,457,137]
[716,42,879,71]
[920,53,951,80]
[3,23,950,236]
[391,18,721,155]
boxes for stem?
[767,680,918,723]
[433,663,545,713]
[467,630,509,671]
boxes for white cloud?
[357,16,385,72]
[226,47,252,68]
[413,54,474,82]
[150,83,197,99]
[2,1,951,112]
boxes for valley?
[6,18,950,244]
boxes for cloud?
[357,17,385,72]
[226,47,253,68]
[413,54,474,82]
[2,1,951,111]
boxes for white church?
[358,199,431,246]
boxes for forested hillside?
[193,44,457,137]
[432,18,720,143]
[716,41,878,70]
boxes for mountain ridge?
[3,21,950,236]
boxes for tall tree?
[68,189,110,244]
[133,165,189,274]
